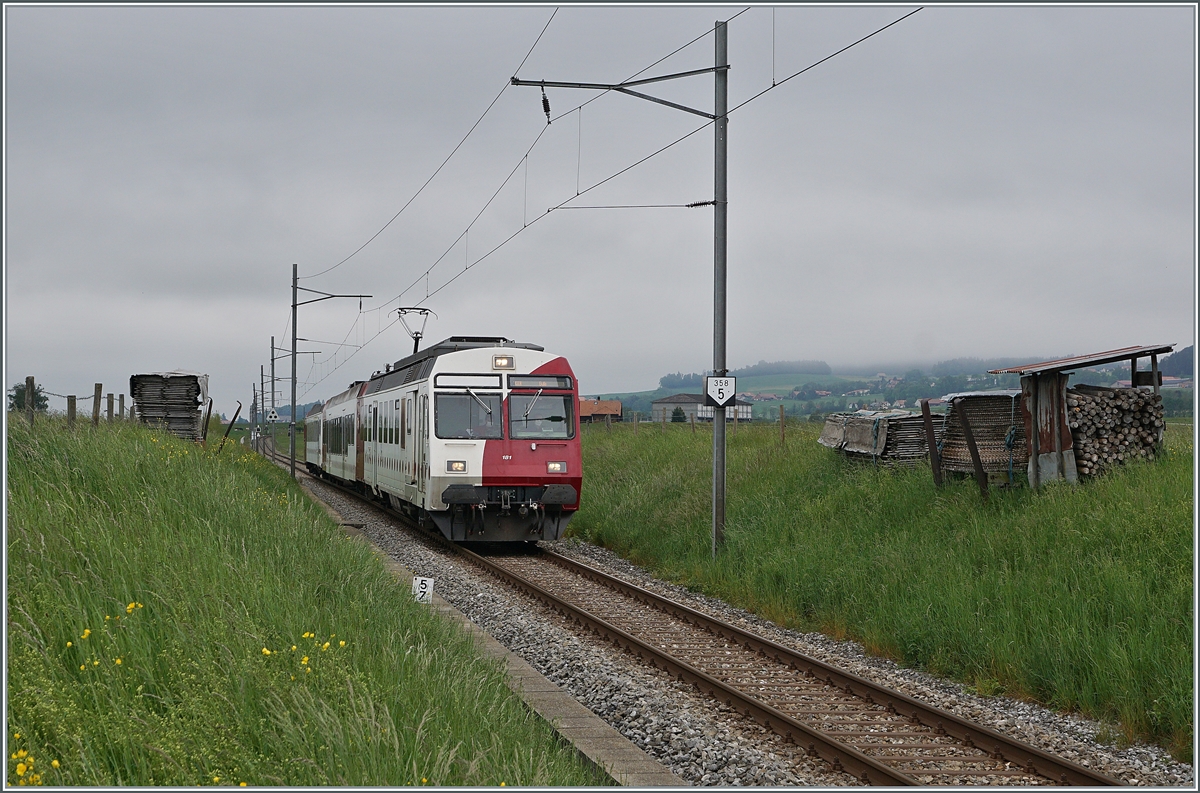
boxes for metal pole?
[261,366,266,454]
[290,263,298,479]
[712,19,728,558]
[271,335,277,414]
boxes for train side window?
[401,398,408,449]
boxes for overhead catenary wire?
[301,7,559,282]
[299,6,915,398]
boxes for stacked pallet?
[129,371,209,441]
[1067,386,1163,478]
[818,410,938,464]
[938,392,1028,479]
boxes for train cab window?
[509,394,575,439]
[435,393,502,439]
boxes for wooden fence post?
[779,404,785,447]
[26,376,35,427]
[605,413,611,433]
[733,403,738,436]
[119,394,125,420]
[921,398,943,488]
[92,383,102,426]
[954,398,989,502]
[107,393,114,423]
[690,412,695,434]
[67,395,77,429]
[662,410,666,432]
[633,411,638,434]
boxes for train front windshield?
[509,394,574,439]
[436,393,502,439]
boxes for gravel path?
[304,477,1192,787]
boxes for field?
[569,419,1194,761]
[6,416,608,786]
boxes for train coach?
[305,336,581,542]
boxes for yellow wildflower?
[80,629,90,639]
[51,761,59,769]
[115,658,122,665]
[261,648,271,656]
[339,641,346,647]
[93,660,99,666]
[305,667,311,674]
[12,734,18,740]
[301,656,309,664]
[16,750,27,759]
[127,602,136,614]
[321,642,329,651]
[291,645,297,652]
[422,778,427,784]
[79,665,85,671]
[105,616,110,621]
[240,782,247,786]
[213,777,220,783]
[16,763,26,776]
[137,603,143,609]
[66,641,72,648]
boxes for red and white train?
[305,336,582,542]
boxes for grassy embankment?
[6,416,608,787]
[570,419,1194,761]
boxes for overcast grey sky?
[5,4,1195,418]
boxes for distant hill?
[930,356,1058,377]
[731,359,830,377]
[267,401,323,420]
[1160,345,1193,377]
[659,359,829,388]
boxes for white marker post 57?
[411,576,434,604]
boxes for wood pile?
[818,410,938,464]
[1067,385,1163,478]
[938,392,1028,479]
[129,371,209,441]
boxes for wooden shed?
[988,344,1173,488]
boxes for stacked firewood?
[1066,385,1164,477]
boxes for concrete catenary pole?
[290,263,298,479]
[711,19,728,556]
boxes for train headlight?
[492,355,514,370]
[547,461,567,474]
[446,460,467,473]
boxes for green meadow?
[6,416,607,787]
[571,419,1194,760]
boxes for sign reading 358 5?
[705,376,736,408]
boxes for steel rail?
[269,451,1123,787]
[454,543,917,786]
[534,548,1124,787]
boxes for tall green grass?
[571,420,1194,760]
[6,417,608,786]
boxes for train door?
[405,391,417,486]
[370,404,379,488]
[418,393,428,496]
[355,402,365,482]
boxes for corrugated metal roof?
[987,345,1174,375]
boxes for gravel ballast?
[303,477,1192,787]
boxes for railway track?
[269,448,1124,786]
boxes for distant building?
[651,393,751,422]
[579,398,623,423]
[697,399,752,422]
[651,393,704,422]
